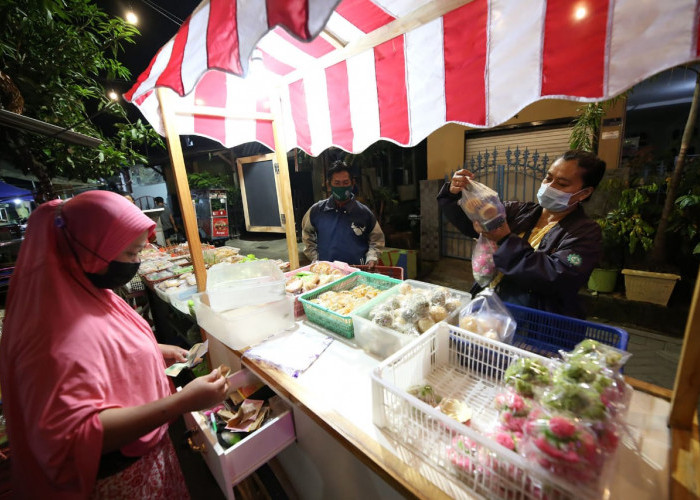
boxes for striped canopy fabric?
[126,0,700,156]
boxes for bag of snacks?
[471,234,498,287]
[457,180,506,232]
[458,289,516,343]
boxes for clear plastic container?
[206,260,285,312]
[351,280,471,359]
[193,293,294,350]
[171,287,199,314]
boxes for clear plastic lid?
[206,260,284,290]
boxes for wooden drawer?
[182,369,296,499]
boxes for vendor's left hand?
[159,344,189,365]
[366,260,377,271]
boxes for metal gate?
[441,146,552,260]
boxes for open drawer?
[182,369,296,499]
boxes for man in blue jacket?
[302,161,385,269]
[438,150,606,318]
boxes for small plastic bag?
[458,289,516,343]
[457,180,506,231]
[471,234,498,287]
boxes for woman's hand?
[478,221,512,243]
[177,370,229,412]
[159,344,189,366]
[99,370,229,452]
[449,169,474,194]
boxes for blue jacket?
[438,183,601,318]
[301,196,384,265]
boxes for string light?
[574,6,587,20]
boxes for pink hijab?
[0,191,172,498]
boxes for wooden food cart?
[125,1,700,497]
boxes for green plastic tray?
[298,271,401,338]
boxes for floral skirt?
[91,435,189,499]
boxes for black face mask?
[86,260,140,289]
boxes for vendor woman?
[0,191,228,498]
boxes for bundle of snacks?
[142,269,175,284]
[503,358,552,397]
[138,258,173,276]
[458,289,516,343]
[471,234,498,287]
[285,262,347,295]
[367,282,463,335]
[408,384,472,424]
[457,179,506,232]
[155,272,197,293]
[309,283,383,315]
[521,413,602,484]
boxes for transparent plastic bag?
[458,289,516,343]
[457,180,506,231]
[471,234,498,287]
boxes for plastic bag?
[471,234,498,287]
[458,289,516,343]
[457,180,506,231]
[521,411,605,484]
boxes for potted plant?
[600,183,682,305]
[587,216,624,293]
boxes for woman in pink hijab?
[0,191,228,498]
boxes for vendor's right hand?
[178,370,229,412]
[449,169,474,194]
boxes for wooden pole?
[270,93,300,270]
[156,87,208,293]
[669,264,700,429]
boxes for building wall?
[426,99,622,180]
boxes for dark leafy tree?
[0,0,164,202]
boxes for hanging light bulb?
[125,10,138,25]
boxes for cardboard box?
[379,247,418,279]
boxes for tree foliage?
[0,0,164,201]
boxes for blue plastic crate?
[504,302,629,357]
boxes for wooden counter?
[204,321,677,499]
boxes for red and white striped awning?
[125,0,700,156]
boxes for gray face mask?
[537,183,581,212]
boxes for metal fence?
[441,146,552,260]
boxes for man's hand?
[449,169,474,194]
[366,260,377,271]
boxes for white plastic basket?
[371,322,617,500]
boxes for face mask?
[331,186,352,201]
[86,260,140,289]
[537,183,580,212]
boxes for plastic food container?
[206,260,285,312]
[298,271,401,338]
[284,261,359,318]
[352,280,471,359]
[170,287,199,314]
[192,293,294,350]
